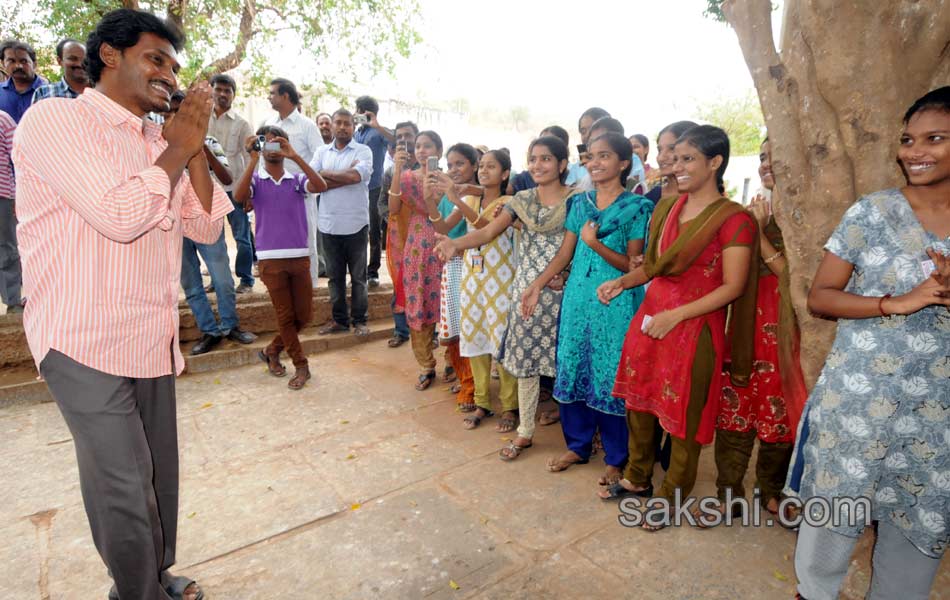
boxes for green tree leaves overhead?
[3,0,421,94]
[694,90,765,156]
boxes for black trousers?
[367,186,382,278]
[41,349,179,600]
[323,225,369,326]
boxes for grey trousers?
[41,350,179,600]
[795,521,941,600]
[0,197,22,307]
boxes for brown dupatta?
[644,195,760,387]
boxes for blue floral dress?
[787,189,950,558]
[554,191,653,415]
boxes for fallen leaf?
[480,517,489,525]
[200,402,213,410]
[186,512,197,519]
[408,500,418,507]
[345,454,357,460]
[351,503,361,510]
[213,378,221,385]
[449,580,460,590]
[340,420,350,425]
[773,571,788,582]
[783,554,790,561]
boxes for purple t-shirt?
[250,171,309,259]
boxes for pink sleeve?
[12,102,172,243]
[180,176,233,244]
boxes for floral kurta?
[788,189,949,558]
[459,195,516,358]
[400,169,443,330]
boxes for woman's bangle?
[428,213,443,223]
[878,293,892,317]
[388,190,402,197]
[763,250,783,264]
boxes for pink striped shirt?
[12,88,232,378]
[0,109,14,198]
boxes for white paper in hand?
[641,315,653,333]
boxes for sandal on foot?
[691,503,743,529]
[288,369,311,390]
[597,469,623,486]
[442,365,457,383]
[450,382,462,394]
[538,407,560,426]
[415,371,436,391]
[318,321,349,335]
[258,349,286,377]
[546,452,589,472]
[110,576,204,600]
[463,408,493,429]
[499,440,532,461]
[387,335,408,348]
[458,402,476,413]
[599,481,654,501]
[494,411,518,433]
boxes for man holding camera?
[354,95,395,288]
[311,109,373,336]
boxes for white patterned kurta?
[787,189,949,558]
[459,196,517,357]
[496,190,567,379]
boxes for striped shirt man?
[0,109,14,198]
[12,88,232,378]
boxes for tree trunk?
[722,0,950,386]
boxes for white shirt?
[208,108,253,192]
[262,109,323,174]
[309,138,373,236]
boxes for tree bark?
[201,0,257,77]
[722,0,950,386]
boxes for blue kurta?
[554,191,653,415]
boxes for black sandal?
[415,371,436,391]
[258,349,286,377]
[599,482,654,501]
[463,408,493,429]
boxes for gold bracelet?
[388,190,402,197]
[428,213,443,223]
[764,250,784,264]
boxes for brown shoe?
[288,367,311,390]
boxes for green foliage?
[703,0,727,22]
[694,90,766,156]
[2,0,421,95]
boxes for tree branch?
[200,0,257,77]
[166,0,186,32]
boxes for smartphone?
[426,156,440,172]
[263,141,281,152]
[354,113,369,125]
[576,143,588,155]
[400,140,410,153]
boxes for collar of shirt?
[213,108,237,121]
[258,169,296,183]
[55,79,80,97]
[275,110,301,125]
[2,75,46,94]
[80,88,163,142]
[328,138,359,153]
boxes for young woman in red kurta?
[595,126,758,532]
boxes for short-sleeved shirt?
[208,108,253,193]
[437,195,468,239]
[0,75,47,123]
[262,110,323,174]
[250,170,310,258]
[354,124,388,189]
[31,79,80,103]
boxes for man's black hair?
[269,78,300,106]
[0,39,38,64]
[333,108,354,120]
[85,9,184,84]
[394,121,419,135]
[210,73,237,93]
[355,95,380,115]
[55,38,83,61]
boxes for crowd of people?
[2,8,948,600]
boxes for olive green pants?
[623,326,713,501]
[714,428,793,502]
[469,354,518,413]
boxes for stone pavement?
[2,340,947,599]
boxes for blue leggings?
[559,400,628,467]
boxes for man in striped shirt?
[12,9,228,600]
[0,108,19,313]
[30,38,89,102]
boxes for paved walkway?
[2,340,947,599]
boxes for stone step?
[0,318,395,409]
[0,284,395,368]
